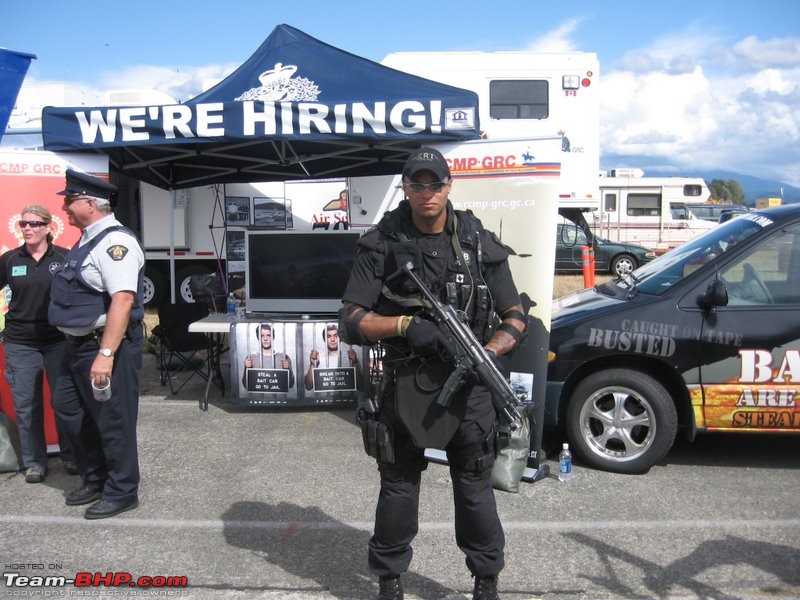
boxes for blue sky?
[3,0,799,185]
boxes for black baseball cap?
[57,168,117,201]
[402,147,451,181]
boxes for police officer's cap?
[402,147,451,181]
[57,168,117,201]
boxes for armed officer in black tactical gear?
[340,147,526,600]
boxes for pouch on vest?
[395,357,467,449]
[384,241,423,294]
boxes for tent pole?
[169,188,176,304]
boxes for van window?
[604,192,617,212]
[489,80,549,119]
[721,223,800,305]
[688,205,714,220]
[627,193,661,217]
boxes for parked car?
[685,202,749,222]
[546,204,800,474]
[556,222,656,276]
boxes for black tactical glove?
[485,348,508,377]
[406,317,456,359]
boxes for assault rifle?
[399,262,523,430]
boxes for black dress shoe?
[84,498,139,520]
[65,483,104,506]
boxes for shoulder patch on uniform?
[107,245,129,261]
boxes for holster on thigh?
[359,416,395,464]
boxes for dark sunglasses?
[18,220,49,228]
[404,181,449,193]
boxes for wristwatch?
[98,348,115,357]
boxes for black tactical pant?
[367,384,504,578]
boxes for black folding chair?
[189,272,227,314]
[153,302,212,395]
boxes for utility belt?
[64,328,105,345]
[63,320,142,346]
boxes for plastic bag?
[491,415,530,493]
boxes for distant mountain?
[683,170,800,207]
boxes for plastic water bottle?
[226,293,237,320]
[558,443,573,482]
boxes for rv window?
[627,193,661,217]
[489,80,549,119]
[604,193,617,212]
[683,184,703,197]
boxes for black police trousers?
[51,328,143,503]
[368,384,505,578]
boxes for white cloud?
[601,67,717,153]
[525,18,584,52]
[616,28,719,75]
[97,63,239,103]
[601,30,800,187]
[745,68,796,95]
[731,35,800,71]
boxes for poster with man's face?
[229,320,362,407]
[301,322,364,403]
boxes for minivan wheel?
[565,369,678,474]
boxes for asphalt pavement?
[2,351,800,599]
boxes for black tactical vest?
[371,201,506,345]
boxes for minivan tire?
[565,369,678,474]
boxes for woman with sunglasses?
[0,205,74,483]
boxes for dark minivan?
[546,204,800,473]
[686,202,749,223]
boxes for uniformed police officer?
[340,147,526,600]
[48,169,145,520]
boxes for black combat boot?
[378,575,403,600]
[473,574,499,600]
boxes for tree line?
[708,179,746,204]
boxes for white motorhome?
[381,51,600,213]
[594,169,716,253]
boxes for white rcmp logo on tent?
[236,63,321,102]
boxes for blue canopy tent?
[41,24,481,190]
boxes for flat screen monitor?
[245,230,361,316]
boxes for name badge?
[11,265,27,277]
